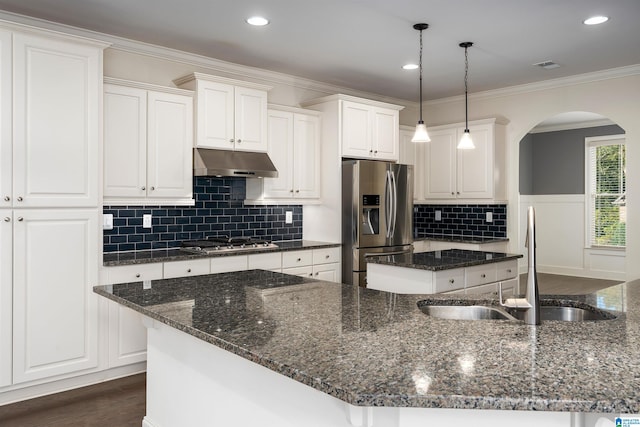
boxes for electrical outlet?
[486,212,493,223]
[103,214,113,230]
[143,214,152,228]
[435,210,442,221]
[285,211,293,224]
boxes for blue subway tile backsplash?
[413,204,507,239]
[103,177,303,253]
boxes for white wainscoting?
[519,195,625,280]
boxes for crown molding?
[426,64,640,106]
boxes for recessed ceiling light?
[402,63,418,70]
[246,16,269,26]
[583,16,609,25]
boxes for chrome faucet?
[499,206,541,325]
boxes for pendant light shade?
[457,42,475,150]
[411,23,430,143]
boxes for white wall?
[424,70,640,280]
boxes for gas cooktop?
[180,236,278,254]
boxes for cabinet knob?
[290,189,294,193]
[315,272,319,276]
[295,190,299,193]
[481,274,486,278]
[449,278,455,284]
[309,273,314,277]
[456,192,460,195]
[187,268,192,273]
[507,269,512,273]
[142,186,146,191]
[3,217,9,222]
[237,139,242,143]
[325,255,330,259]
[369,150,373,153]
[3,196,8,201]
[17,196,23,202]
[17,217,23,222]
[451,192,455,195]
[297,258,301,262]
[151,186,155,191]
[135,273,141,278]
[374,150,378,154]
[230,139,235,143]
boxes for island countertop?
[367,249,523,271]
[93,269,640,413]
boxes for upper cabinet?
[246,105,321,203]
[416,118,506,202]
[174,73,272,152]
[103,78,194,205]
[1,30,105,208]
[302,94,403,162]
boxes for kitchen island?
[367,249,523,294]
[94,269,637,427]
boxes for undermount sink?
[418,300,616,322]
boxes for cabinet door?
[234,86,268,152]
[197,80,234,149]
[313,263,341,283]
[13,209,99,383]
[0,210,12,387]
[103,84,147,199]
[456,123,494,198]
[371,107,399,161]
[423,128,457,199]
[108,301,147,368]
[263,110,294,199]
[293,113,320,199]
[147,91,193,200]
[0,30,11,209]
[399,129,422,201]
[341,101,372,158]
[13,33,100,207]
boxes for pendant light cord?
[464,44,469,131]
[418,28,424,121]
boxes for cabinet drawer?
[282,265,313,278]
[496,260,518,281]
[282,250,313,268]
[210,255,248,273]
[312,247,341,265]
[163,259,210,279]
[248,252,282,270]
[103,263,163,284]
[465,264,497,287]
[433,268,465,293]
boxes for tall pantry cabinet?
[0,24,107,388]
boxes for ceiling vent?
[533,60,560,70]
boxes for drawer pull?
[17,217,23,222]
[3,217,9,222]
[481,274,486,278]
[136,273,141,278]
[3,196,8,201]
[325,254,330,259]
[449,279,455,284]
[297,258,301,262]
[187,268,192,273]
[315,272,319,276]
[507,269,512,273]
[17,196,23,202]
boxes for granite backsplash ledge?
[414,204,507,239]
[103,177,302,253]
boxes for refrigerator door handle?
[390,169,398,238]
[385,170,392,238]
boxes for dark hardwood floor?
[0,274,622,426]
[0,373,146,427]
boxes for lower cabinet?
[107,302,148,368]
[0,210,12,388]
[12,210,100,384]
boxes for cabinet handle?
[325,255,330,259]
[237,139,242,143]
[136,273,141,278]
[17,196,23,202]
[295,190,299,193]
[151,186,155,191]
[507,269,512,273]
[297,258,301,262]
[142,186,146,190]
[230,139,235,143]
[315,272,319,276]
[451,192,455,195]
[3,217,9,222]
[187,268,192,273]
[17,217,23,222]
[374,150,378,154]
[3,196,8,201]
[449,278,455,284]
[481,274,486,278]
[290,189,294,193]
[456,192,460,195]
[309,273,313,277]
[369,149,373,153]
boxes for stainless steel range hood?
[193,148,278,178]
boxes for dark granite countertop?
[367,249,523,271]
[94,270,640,413]
[102,240,341,266]
[415,234,509,244]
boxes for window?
[585,135,626,248]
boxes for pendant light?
[457,42,475,149]
[411,23,430,143]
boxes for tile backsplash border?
[413,204,507,239]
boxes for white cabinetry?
[302,94,403,162]
[1,31,102,208]
[174,73,271,152]
[0,211,11,387]
[12,210,99,383]
[104,79,194,205]
[421,119,504,201]
[0,23,105,395]
[282,247,341,282]
[246,106,321,203]
[399,126,421,200]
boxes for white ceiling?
[0,0,639,101]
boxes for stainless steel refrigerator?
[342,159,413,287]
